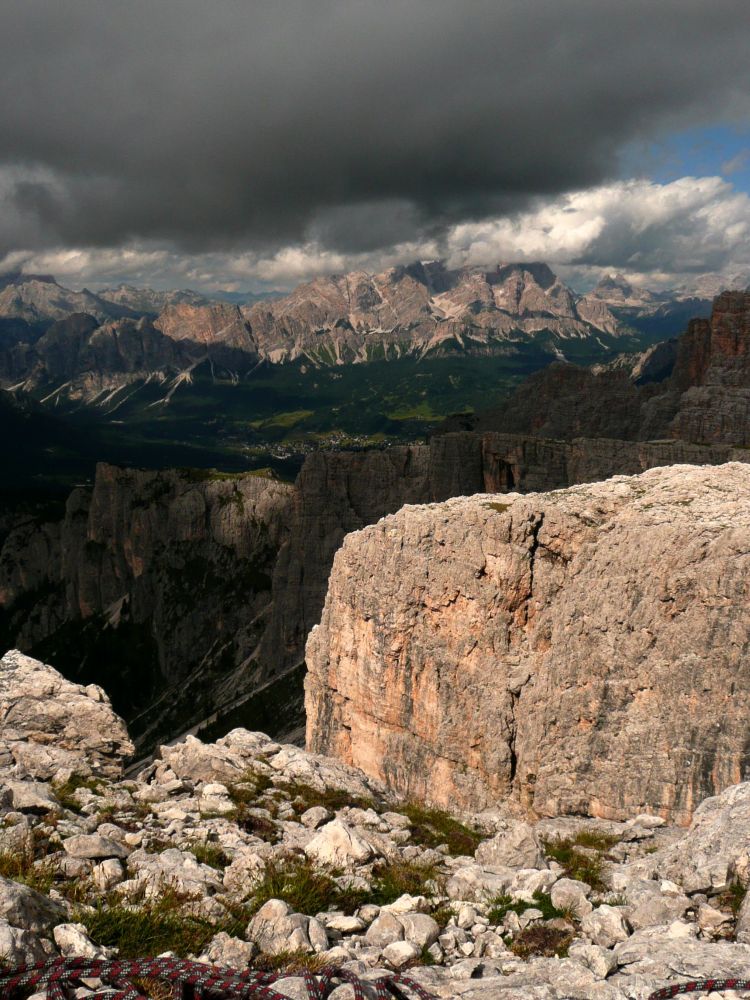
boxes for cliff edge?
[306,462,750,824]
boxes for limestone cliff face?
[306,463,750,824]
[671,292,750,446]
[2,434,746,753]
[459,291,750,449]
[0,465,294,747]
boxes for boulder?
[628,782,750,893]
[63,834,130,860]
[474,823,546,870]
[0,650,133,780]
[0,876,66,934]
[303,820,374,867]
[580,905,630,948]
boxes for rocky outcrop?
[0,649,133,779]
[671,291,750,446]
[0,274,134,325]
[3,432,746,754]
[154,302,257,354]
[306,463,750,823]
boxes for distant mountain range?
[0,262,720,410]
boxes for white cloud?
[4,176,750,295]
[445,177,750,287]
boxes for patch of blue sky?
[620,124,750,193]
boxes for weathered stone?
[568,941,617,979]
[550,878,593,918]
[445,865,514,901]
[364,912,404,948]
[612,930,750,986]
[306,464,750,823]
[629,782,750,893]
[474,823,545,870]
[127,847,223,898]
[625,879,690,930]
[203,932,258,968]
[398,913,440,949]
[245,899,310,956]
[300,806,330,829]
[91,859,125,892]
[53,923,112,959]
[382,940,420,970]
[5,781,59,814]
[303,820,374,867]
[323,914,365,934]
[580,905,630,948]
[0,919,51,965]
[63,834,130,860]
[0,650,133,779]
[0,876,66,933]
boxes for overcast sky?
[2,0,749,292]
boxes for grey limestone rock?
[0,650,133,780]
[474,823,546,870]
[306,463,750,823]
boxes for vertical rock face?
[306,463,750,824]
[258,446,434,675]
[257,432,489,677]
[456,290,750,447]
[671,292,750,446]
[0,465,295,746]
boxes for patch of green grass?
[184,841,230,871]
[386,400,443,422]
[718,881,748,916]
[52,775,103,813]
[487,889,568,925]
[282,781,375,815]
[76,886,219,958]
[368,859,443,906]
[252,952,328,975]
[0,848,55,894]
[401,802,483,857]
[541,829,620,891]
[250,410,315,430]
[568,829,621,852]
[431,905,454,929]
[249,855,368,915]
[228,769,274,806]
[510,924,574,960]
[418,944,437,966]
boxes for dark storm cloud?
[2,0,749,258]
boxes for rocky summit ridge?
[0,262,712,405]
[5,648,750,999]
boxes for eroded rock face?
[461,291,750,451]
[0,465,295,750]
[306,463,750,823]
[0,649,133,780]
